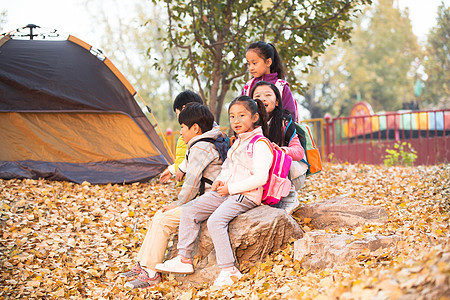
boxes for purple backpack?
[247,135,292,205]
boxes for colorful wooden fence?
[324,109,450,165]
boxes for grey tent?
[0,30,173,184]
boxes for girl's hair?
[247,41,286,79]
[249,81,287,147]
[228,95,268,136]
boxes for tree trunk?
[215,79,232,124]
[209,41,225,122]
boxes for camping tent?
[0,31,173,184]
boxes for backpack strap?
[243,78,256,96]
[188,137,228,162]
[283,117,297,146]
[199,177,214,196]
[274,79,288,97]
[247,135,274,158]
[187,137,222,196]
[186,138,216,161]
[276,79,300,122]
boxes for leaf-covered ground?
[1,163,449,299]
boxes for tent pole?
[137,93,175,161]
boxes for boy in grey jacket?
[120,103,225,289]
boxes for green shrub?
[384,142,417,167]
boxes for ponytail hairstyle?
[250,81,286,147]
[247,41,286,79]
[228,95,269,137]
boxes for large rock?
[170,205,304,286]
[295,197,388,229]
[294,230,402,269]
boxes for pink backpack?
[243,78,301,122]
[247,135,292,205]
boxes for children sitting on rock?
[155,96,277,286]
[120,102,225,289]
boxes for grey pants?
[177,191,257,268]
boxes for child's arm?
[280,133,305,161]
[159,168,172,183]
[176,158,188,182]
[172,136,188,174]
[213,148,233,184]
[160,136,187,182]
[176,143,219,205]
[227,140,272,195]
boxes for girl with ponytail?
[242,41,298,121]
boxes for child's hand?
[162,203,178,212]
[175,169,185,182]
[272,143,286,153]
[159,168,171,183]
[272,142,281,151]
[216,184,229,197]
[212,180,224,191]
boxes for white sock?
[144,268,157,277]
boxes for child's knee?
[181,205,196,218]
[153,209,165,222]
[153,209,174,228]
[206,213,223,231]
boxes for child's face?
[229,103,259,135]
[246,50,272,78]
[252,85,277,115]
[180,123,200,144]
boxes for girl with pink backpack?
[155,96,276,286]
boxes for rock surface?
[170,205,304,286]
[169,197,394,285]
[294,230,402,269]
[295,197,388,229]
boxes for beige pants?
[137,206,182,269]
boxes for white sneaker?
[213,269,243,286]
[281,189,300,215]
[154,256,194,274]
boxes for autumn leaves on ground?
[0,163,449,299]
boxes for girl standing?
[242,41,298,121]
[155,96,273,286]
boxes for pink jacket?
[281,123,305,161]
[215,127,273,205]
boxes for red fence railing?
[324,109,450,165]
